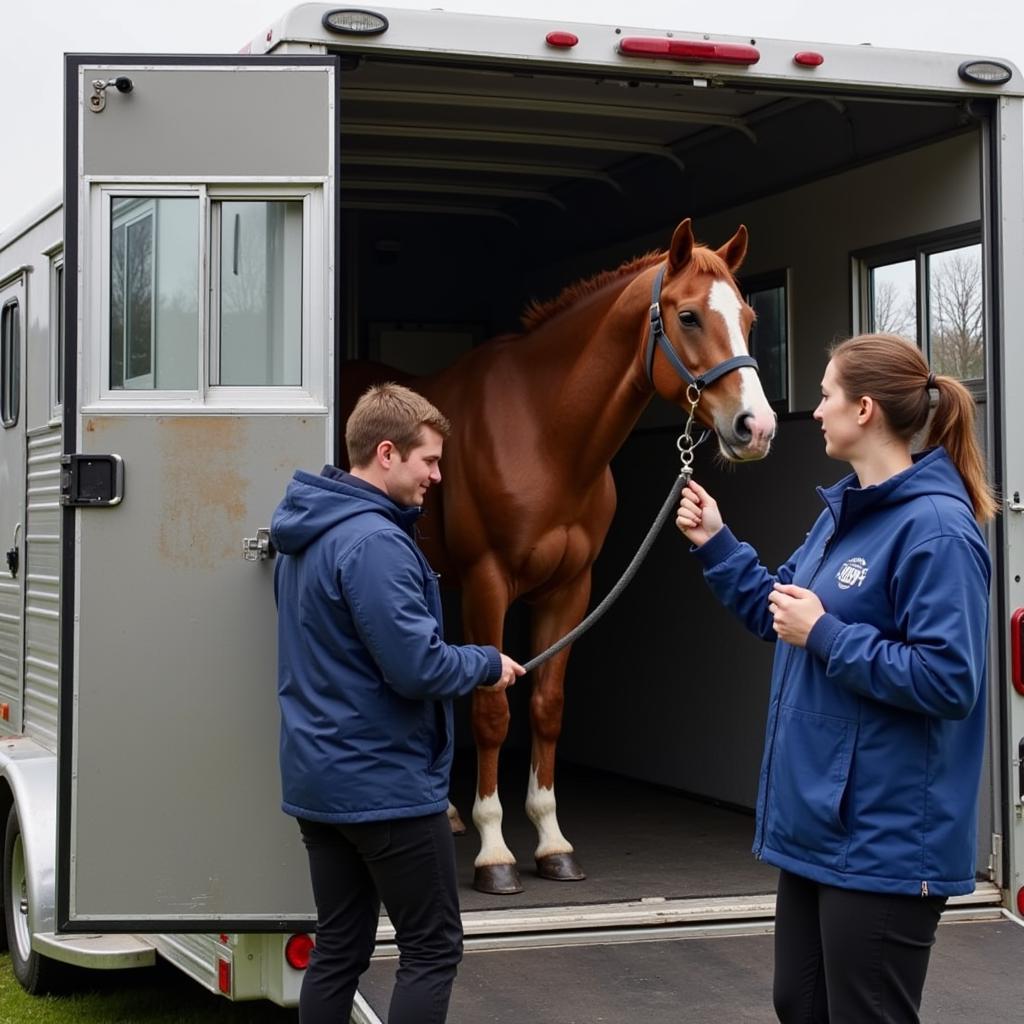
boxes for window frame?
[740,268,791,414]
[83,182,327,414]
[49,249,65,421]
[1,297,20,429]
[851,223,985,395]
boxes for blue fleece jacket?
[694,447,991,896]
[271,467,502,823]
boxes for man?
[272,383,523,1023]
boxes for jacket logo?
[836,557,869,589]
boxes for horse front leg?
[461,559,522,894]
[527,575,590,882]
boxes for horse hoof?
[473,864,524,895]
[536,852,586,881]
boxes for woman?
[676,333,996,1024]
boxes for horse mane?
[520,244,729,331]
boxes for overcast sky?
[1,0,1021,234]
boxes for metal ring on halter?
[686,382,702,406]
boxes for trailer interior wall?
[558,130,984,801]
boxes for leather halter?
[643,264,759,391]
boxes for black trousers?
[773,869,947,1024]
[297,812,463,1024]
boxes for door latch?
[6,523,21,578]
[89,76,134,114]
[242,528,276,562]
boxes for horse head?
[645,218,776,461]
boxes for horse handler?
[676,334,995,1024]
[271,383,524,1024]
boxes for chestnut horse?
[341,218,775,894]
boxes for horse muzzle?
[716,409,776,461]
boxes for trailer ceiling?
[338,54,981,255]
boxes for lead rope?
[522,385,706,673]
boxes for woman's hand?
[768,583,825,647]
[676,480,724,547]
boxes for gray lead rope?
[522,395,708,673]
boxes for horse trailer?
[1,4,1023,1018]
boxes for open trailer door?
[58,53,336,930]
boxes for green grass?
[0,953,298,1024]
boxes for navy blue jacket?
[271,467,501,823]
[694,448,991,896]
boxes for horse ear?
[667,218,695,272]
[716,225,749,272]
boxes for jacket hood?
[271,466,422,556]
[817,447,971,531]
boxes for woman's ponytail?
[924,375,998,522]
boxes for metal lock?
[242,528,276,562]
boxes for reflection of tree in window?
[110,225,125,387]
[929,246,983,380]
[126,217,153,379]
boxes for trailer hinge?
[60,454,124,507]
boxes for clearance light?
[546,31,579,48]
[285,933,315,970]
[322,9,389,35]
[1012,608,1024,696]
[794,52,824,68]
[217,958,232,995]
[619,37,760,66]
[1018,886,1024,917]
[958,60,1012,85]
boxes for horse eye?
[678,311,700,329]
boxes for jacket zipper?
[755,527,836,859]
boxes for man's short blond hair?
[345,383,451,468]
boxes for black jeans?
[297,812,463,1024]
[773,869,947,1024]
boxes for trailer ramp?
[354,903,1019,1023]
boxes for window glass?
[928,243,983,381]
[110,197,199,390]
[869,260,917,337]
[744,277,787,406]
[216,200,303,386]
[54,262,65,407]
[1,300,19,427]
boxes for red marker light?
[217,958,232,995]
[1018,886,1024,917]
[1012,608,1024,696]
[285,933,315,970]
[546,31,579,48]
[794,51,824,67]
[619,37,760,66]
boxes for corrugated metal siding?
[23,424,61,751]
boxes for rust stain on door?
[157,418,249,567]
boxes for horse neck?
[528,268,656,479]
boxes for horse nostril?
[733,413,753,443]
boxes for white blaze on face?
[707,279,772,421]
[472,790,516,868]
[525,766,574,859]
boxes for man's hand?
[676,480,724,547]
[767,583,825,647]
[478,653,525,692]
